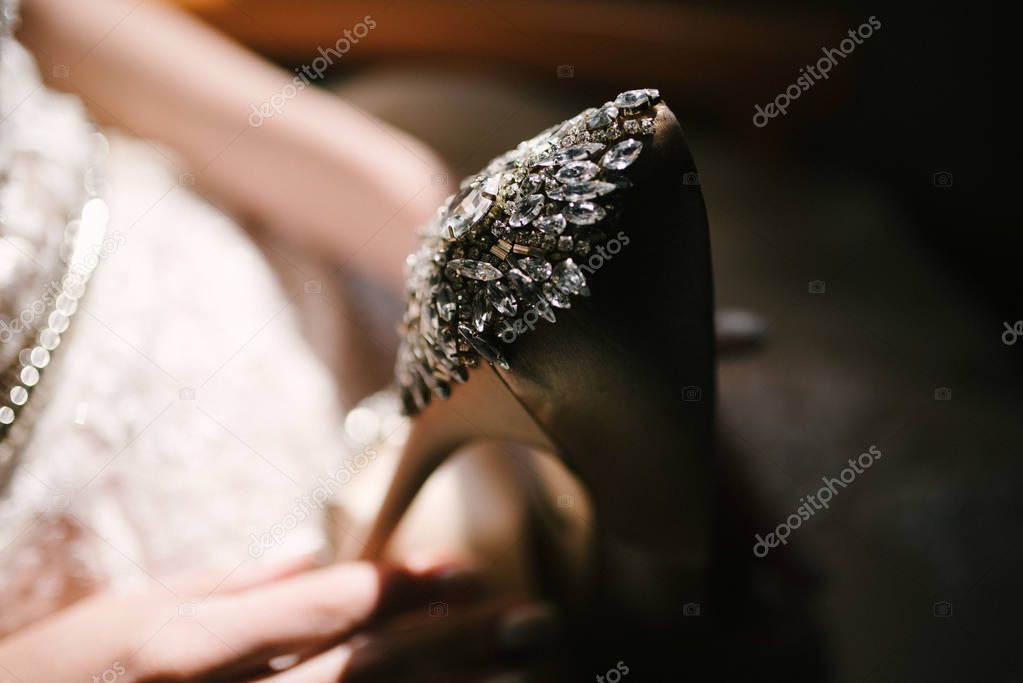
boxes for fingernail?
[267,653,300,671]
[498,603,559,651]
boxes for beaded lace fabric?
[0,2,370,637]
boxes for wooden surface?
[171,0,847,120]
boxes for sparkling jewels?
[507,193,545,228]
[542,282,572,308]
[395,89,659,414]
[486,280,518,316]
[555,161,601,183]
[586,104,619,130]
[601,139,643,170]
[552,143,605,165]
[458,324,509,369]
[534,213,567,236]
[613,88,659,110]
[443,177,498,238]
[564,202,607,225]
[472,290,492,331]
[435,284,457,321]
[505,268,535,296]
[545,180,566,202]
[561,180,616,202]
[445,258,503,281]
[517,256,552,281]
[520,174,545,194]
[552,259,587,295]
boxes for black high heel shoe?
[361,90,715,624]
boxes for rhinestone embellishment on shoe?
[397,89,661,414]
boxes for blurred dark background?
[176,1,1009,680]
[181,0,1000,316]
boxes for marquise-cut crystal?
[614,89,655,110]
[562,180,616,202]
[444,185,494,238]
[535,213,567,236]
[458,324,509,369]
[541,282,572,308]
[472,290,492,332]
[552,143,605,164]
[600,138,643,170]
[486,280,518,316]
[508,194,545,228]
[555,161,600,183]
[564,201,606,225]
[552,258,587,295]
[586,105,619,130]
[505,268,535,296]
[445,258,502,281]
[517,256,552,281]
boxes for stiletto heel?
[361,90,715,624]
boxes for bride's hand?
[0,556,556,682]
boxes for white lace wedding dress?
[0,0,412,639]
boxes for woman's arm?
[19,0,452,291]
